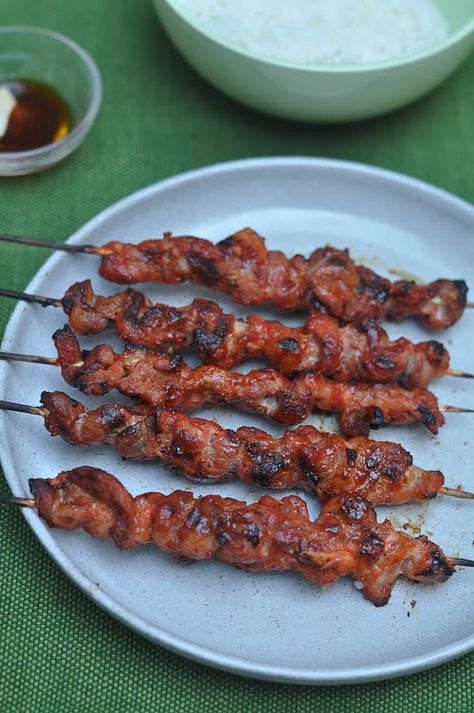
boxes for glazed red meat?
[53,324,445,437]
[61,280,449,388]
[95,228,467,329]
[28,466,455,606]
[37,390,444,505]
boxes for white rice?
[170,0,448,66]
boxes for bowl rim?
[158,0,474,73]
[0,25,102,162]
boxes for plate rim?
[1,155,473,685]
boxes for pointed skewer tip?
[0,350,83,368]
[0,288,61,308]
[440,405,474,414]
[0,493,35,508]
[451,557,474,568]
[0,351,57,366]
[0,233,98,254]
[0,399,47,417]
[440,486,474,500]
[447,368,474,379]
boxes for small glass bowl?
[0,26,102,176]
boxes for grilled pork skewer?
[2,281,470,389]
[1,390,473,504]
[1,324,467,437]
[2,466,470,606]
[0,229,468,328]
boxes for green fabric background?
[0,1,473,711]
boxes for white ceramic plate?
[1,158,473,685]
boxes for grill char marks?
[38,391,445,505]
[454,280,468,307]
[52,324,446,437]
[61,280,450,388]
[29,467,457,606]
[416,547,455,580]
[96,228,467,328]
[192,311,230,359]
[187,252,220,284]
[245,443,286,487]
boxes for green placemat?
[0,2,473,711]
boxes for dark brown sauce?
[0,79,72,152]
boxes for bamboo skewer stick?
[0,351,58,366]
[0,349,472,415]
[0,287,474,380]
[440,486,474,500]
[450,558,474,567]
[0,288,61,307]
[447,368,474,379]
[1,490,473,569]
[0,399,46,417]
[0,231,472,303]
[0,232,471,300]
[0,493,35,508]
[0,396,473,500]
[0,233,110,255]
[447,370,474,379]
[440,405,474,414]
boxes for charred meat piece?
[53,324,445,437]
[38,390,445,505]
[61,280,450,389]
[95,228,467,329]
[28,466,456,606]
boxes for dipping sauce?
[172,0,448,66]
[0,79,72,152]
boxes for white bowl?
[153,1,474,122]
